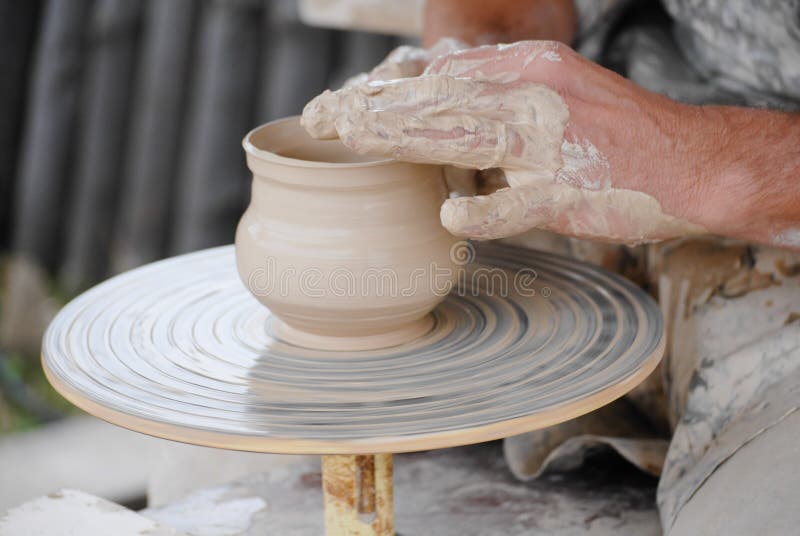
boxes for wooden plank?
[322,454,393,536]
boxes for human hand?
[302,41,708,243]
[340,38,467,89]
[304,38,466,140]
[312,37,483,197]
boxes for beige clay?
[302,74,706,244]
[236,116,459,351]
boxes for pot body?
[236,117,459,350]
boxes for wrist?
[619,96,716,230]
[677,105,800,245]
[661,103,729,231]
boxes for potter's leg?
[322,454,394,536]
[653,242,800,533]
[668,407,800,535]
[657,324,800,534]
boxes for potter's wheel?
[42,243,664,454]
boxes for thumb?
[442,182,709,243]
[440,184,557,240]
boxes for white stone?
[0,489,185,536]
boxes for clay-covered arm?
[423,0,577,46]
[302,41,800,248]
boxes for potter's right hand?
[302,41,714,244]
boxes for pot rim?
[243,115,395,169]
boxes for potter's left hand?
[310,37,487,198]
[302,41,713,243]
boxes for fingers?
[360,45,431,84]
[363,38,470,83]
[425,41,568,86]
[440,183,553,240]
[343,39,469,88]
[342,45,430,89]
[319,39,473,136]
[428,37,470,57]
[300,89,340,139]
[301,75,567,171]
[442,180,706,243]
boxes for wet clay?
[302,75,567,175]
[341,38,467,89]
[302,73,706,244]
[658,239,777,320]
[237,116,459,351]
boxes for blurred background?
[0,0,413,510]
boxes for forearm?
[308,37,800,246]
[422,0,577,47]
[680,106,800,247]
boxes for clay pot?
[236,117,459,351]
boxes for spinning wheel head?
[42,243,663,454]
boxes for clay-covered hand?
[340,37,468,89]
[305,38,466,139]
[302,41,708,243]
[325,37,481,197]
